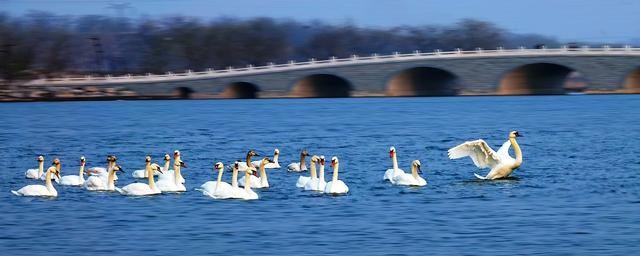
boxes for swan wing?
[448,139,501,169]
[496,140,514,161]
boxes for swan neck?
[173,156,182,182]
[164,161,170,173]
[79,164,85,177]
[216,169,223,191]
[246,154,253,167]
[38,162,44,177]
[332,163,339,183]
[392,154,399,170]
[510,137,523,166]
[244,171,250,192]
[107,164,116,189]
[309,161,317,178]
[260,163,267,184]
[147,163,156,190]
[273,154,279,164]
[300,154,306,170]
[45,169,54,191]
[319,164,325,182]
[231,168,238,188]
[411,165,418,179]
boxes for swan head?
[164,154,171,161]
[310,155,320,163]
[261,157,274,164]
[150,163,162,173]
[412,160,422,173]
[214,162,224,171]
[37,155,44,162]
[113,164,125,173]
[301,149,310,157]
[48,166,61,179]
[174,150,181,158]
[145,155,151,163]
[52,158,61,166]
[274,148,280,155]
[389,146,396,158]
[247,149,259,157]
[319,155,325,165]
[330,156,339,167]
[509,131,523,138]
[80,156,86,165]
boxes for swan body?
[297,155,319,188]
[383,146,406,181]
[25,155,45,179]
[83,163,123,191]
[288,149,310,172]
[448,131,524,180]
[157,152,186,184]
[251,149,280,169]
[155,152,186,192]
[59,156,87,186]
[117,156,163,196]
[13,161,61,197]
[227,162,258,200]
[324,156,349,194]
[199,162,234,199]
[86,155,119,181]
[391,160,427,186]
[304,155,326,191]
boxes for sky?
[2,0,640,43]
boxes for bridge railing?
[26,45,640,86]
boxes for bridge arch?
[290,74,352,98]
[623,66,640,93]
[174,87,194,99]
[498,63,583,95]
[219,82,260,99]
[385,67,460,96]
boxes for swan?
[383,146,406,181]
[324,156,349,195]
[391,160,427,186]
[225,162,258,200]
[251,148,280,169]
[158,150,186,183]
[156,154,187,192]
[83,158,123,191]
[86,155,118,181]
[24,155,45,179]
[116,156,163,196]
[304,155,327,191]
[239,157,275,188]
[198,162,233,199]
[132,154,167,178]
[448,131,524,180]
[296,155,319,188]
[59,156,87,186]
[237,149,259,172]
[13,159,62,197]
[288,149,310,172]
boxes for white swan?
[448,131,524,180]
[59,156,87,186]
[383,146,406,181]
[297,155,319,188]
[391,160,427,186]
[156,154,187,192]
[158,150,186,184]
[132,154,167,178]
[239,157,275,188]
[225,162,258,200]
[324,156,349,194]
[288,149,310,172]
[251,148,280,169]
[83,158,123,191]
[305,155,327,191]
[13,159,61,197]
[86,155,118,181]
[24,155,45,179]
[116,156,163,196]
[198,162,233,199]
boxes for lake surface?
[0,95,638,255]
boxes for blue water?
[0,95,639,255]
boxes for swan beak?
[417,165,422,174]
[389,151,393,158]
[181,162,188,168]
[117,166,125,173]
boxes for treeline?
[0,11,561,80]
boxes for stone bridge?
[26,46,640,98]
